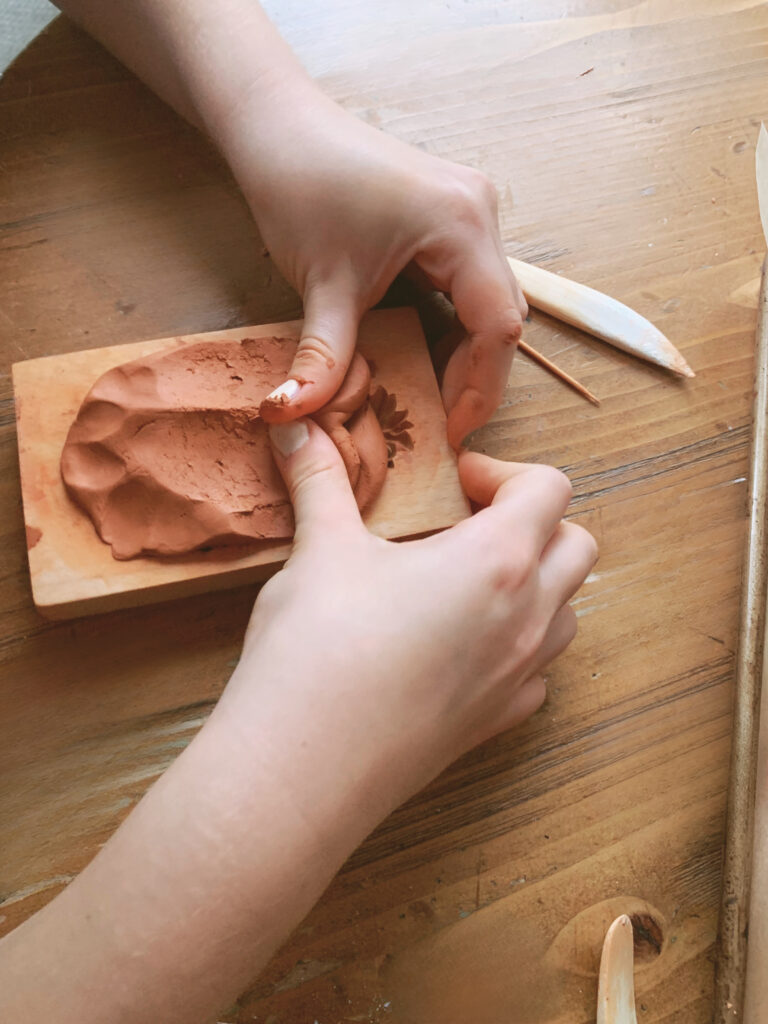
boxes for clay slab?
[13,308,469,618]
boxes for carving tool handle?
[597,915,638,1024]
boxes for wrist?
[201,57,321,154]
[209,75,344,207]
[211,663,406,852]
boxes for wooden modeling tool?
[739,123,768,1024]
[508,256,694,378]
[13,308,469,619]
[715,124,768,1023]
[597,915,638,1024]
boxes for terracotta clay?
[60,338,388,559]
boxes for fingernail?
[269,420,309,457]
[265,379,301,405]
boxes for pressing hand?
[226,94,527,449]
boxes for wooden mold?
[13,307,469,619]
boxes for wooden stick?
[744,133,768,1024]
[714,257,768,1022]
[745,544,768,1024]
[518,338,600,406]
[597,915,638,1024]
[508,257,695,378]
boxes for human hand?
[217,88,527,449]
[218,420,597,833]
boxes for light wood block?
[13,307,468,618]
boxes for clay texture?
[61,338,388,559]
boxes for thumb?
[260,281,360,423]
[269,418,362,546]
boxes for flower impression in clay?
[60,337,388,560]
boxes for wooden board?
[13,307,468,618]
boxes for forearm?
[0,692,375,1024]
[51,0,319,143]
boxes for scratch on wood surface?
[687,475,747,497]
[475,851,483,911]
[273,958,343,993]
[0,874,75,907]
[549,343,580,359]
[568,426,750,503]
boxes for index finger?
[442,249,525,449]
[259,278,360,424]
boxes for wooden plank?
[13,307,468,618]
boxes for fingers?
[491,604,581,738]
[538,521,598,613]
[458,452,574,553]
[495,674,548,734]
[524,605,578,681]
[441,249,525,449]
[503,247,528,320]
[458,451,539,507]
[260,278,360,424]
[269,418,362,546]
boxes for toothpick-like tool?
[518,338,600,406]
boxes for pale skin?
[53,0,528,450]
[0,3,598,1022]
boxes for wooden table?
[1,3,766,1020]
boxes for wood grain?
[1,3,767,1021]
[13,308,467,618]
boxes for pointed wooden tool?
[715,123,768,1024]
[508,256,694,378]
[597,915,638,1024]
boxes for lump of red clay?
[60,338,388,559]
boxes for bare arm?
[0,420,595,1023]
[0,701,372,1023]
[52,0,309,133]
